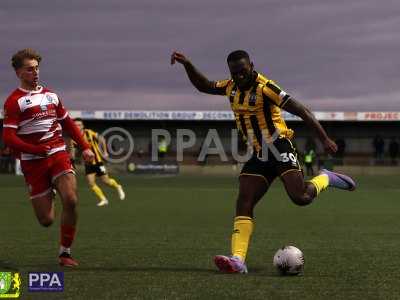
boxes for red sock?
[60,224,76,248]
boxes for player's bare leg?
[30,192,55,227]
[235,175,269,217]
[280,170,316,206]
[281,169,356,207]
[53,173,79,267]
[86,173,108,206]
[214,175,269,274]
[100,174,125,200]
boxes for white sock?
[59,246,71,255]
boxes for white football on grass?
[273,245,304,275]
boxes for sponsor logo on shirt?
[32,109,56,119]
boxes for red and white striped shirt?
[3,86,69,160]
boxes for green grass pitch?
[0,173,399,299]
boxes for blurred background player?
[2,48,95,267]
[72,118,125,206]
[172,49,356,274]
[0,146,14,173]
[157,136,168,160]
[304,148,316,176]
[388,137,399,165]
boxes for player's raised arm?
[171,51,224,95]
[282,98,338,154]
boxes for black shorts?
[240,137,302,185]
[85,162,107,176]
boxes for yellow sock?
[107,178,120,189]
[91,184,107,202]
[231,216,254,262]
[308,174,329,195]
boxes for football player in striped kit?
[172,49,356,274]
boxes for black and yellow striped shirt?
[83,129,103,165]
[214,72,294,152]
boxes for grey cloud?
[1,0,399,111]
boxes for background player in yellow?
[171,50,356,274]
[72,118,125,206]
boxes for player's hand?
[171,51,189,65]
[82,149,95,163]
[34,145,51,156]
[322,138,338,155]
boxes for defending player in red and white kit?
[2,48,95,267]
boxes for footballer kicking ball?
[273,245,304,275]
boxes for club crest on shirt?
[40,94,54,111]
[46,94,54,104]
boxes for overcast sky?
[1,0,399,111]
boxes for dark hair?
[227,50,250,63]
[74,118,83,123]
[11,48,42,70]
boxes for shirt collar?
[18,85,43,94]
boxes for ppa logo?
[28,272,64,292]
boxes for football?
[273,245,304,275]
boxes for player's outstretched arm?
[171,51,221,95]
[283,98,338,154]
